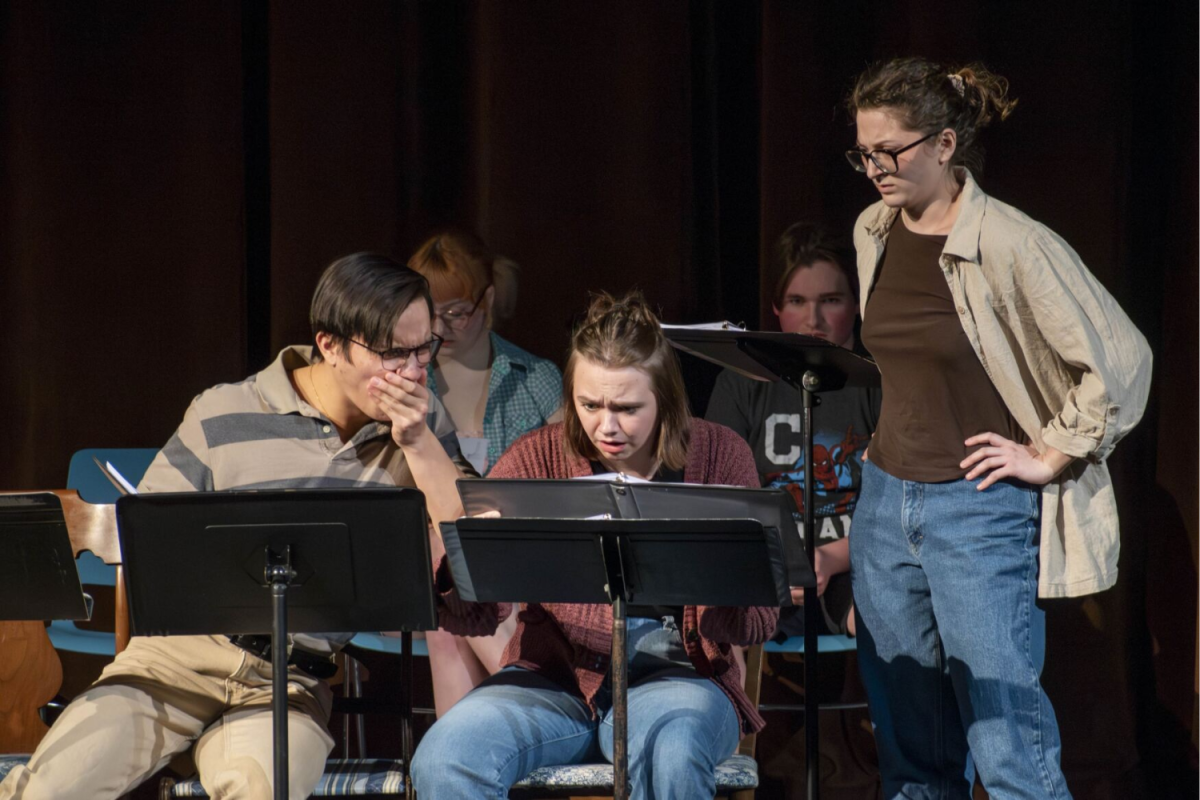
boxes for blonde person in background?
[408,228,563,715]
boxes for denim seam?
[1023,501,1064,799]
[596,683,736,770]
[704,693,737,755]
[934,632,947,799]
[902,480,924,556]
[492,727,599,795]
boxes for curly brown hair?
[846,57,1018,175]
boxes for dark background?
[2,1,1195,795]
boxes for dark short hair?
[772,221,858,308]
[309,252,434,363]
[562,291,691,471]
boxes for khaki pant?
[0,635,334,800]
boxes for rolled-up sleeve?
[696,605,779,646]
[1021,229,1153,462]
[432,554,512,636]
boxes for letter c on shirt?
[765,413,801,466]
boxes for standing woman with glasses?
[843,58,1151,798]
[408,229,563,715]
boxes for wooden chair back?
[736,644,765,758]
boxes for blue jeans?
[410,665,740,800]
[850,459,1071,800]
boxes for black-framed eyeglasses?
[436,286,490,331]
[845,131,938,175]
[348,334,443,371]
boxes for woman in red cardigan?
[411,291,779,799]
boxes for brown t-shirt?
[862,216,1025,482]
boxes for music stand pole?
[612,593,629,800]
[401,630,415,800]
[800,371,821,800]
[768,360,824,799]
[267,545,297,800]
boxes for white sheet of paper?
[659,321,746,331]
[572,472,651,484]
[105,461,138,494]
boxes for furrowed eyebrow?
[385,338,431,351]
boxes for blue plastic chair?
[348,633,429,658]
[49,449,158,657]
[759,634,869,715]
[764,633,858,654]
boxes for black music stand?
[457,477,813,591]
[664,327,881,800]
[0,492,91,621]
[441,510,792,800]
[117,489,436,800]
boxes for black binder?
[0,492,90,622]
[455,477,809,592]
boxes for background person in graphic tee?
[707,222,879,636]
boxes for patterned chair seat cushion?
[0,755,31,783]
[14,751,758,796]
[512,753,758,790]
[164,758,406,797]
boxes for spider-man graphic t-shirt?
[706,369,880,634]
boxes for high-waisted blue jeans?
[851,459,1072,799]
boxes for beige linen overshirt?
[854,169,1152,598]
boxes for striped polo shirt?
[137,345,470,653]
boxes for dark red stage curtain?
[0,2,249,484]
[1,1,1194,794]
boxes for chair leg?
[340,653,352,754]
[342,654,352,755]
[350,656,367,756]
[340,654,368,757]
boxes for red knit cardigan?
[435,418,779,736]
